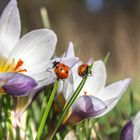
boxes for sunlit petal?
[95,78,131,117]
[79,60,106,96]
[0,0,21,56]
[9,29,57,71]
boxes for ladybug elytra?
[53,61,69,80]
[78,64,89,78]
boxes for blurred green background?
[1,0,140,80]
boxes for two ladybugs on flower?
[0,0,131,124]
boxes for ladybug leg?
[87,71,93,77]
[89,71,93,76]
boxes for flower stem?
[50,64,93,140]
[36,79,59,140]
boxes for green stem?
[36,79,59,140]
[50,64,93,140]
[130,91,134,117]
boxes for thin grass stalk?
[36,79,59,140]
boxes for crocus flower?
[0,0,57,96]
[61,45,131,124]
[0,0,79,125]
[56,42,76,95]
[0,0,59,124]
[53,42,77,113]
[120,111,140,140]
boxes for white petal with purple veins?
[1,72,37,96]
[72,95,107,120]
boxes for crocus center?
[0,57,27,73]
[0,57,27,94]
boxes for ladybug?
[78,64,89,78]
[53,61,69,80]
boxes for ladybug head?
[53,61,60,68]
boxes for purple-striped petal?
[0,72,17,86]
[1,72,37,96]
[65,95,107,124]
[120,120,133,140]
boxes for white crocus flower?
[0,0,58,123]
[0,0,57,97]
[62,46,131,124]
[0,0,79,121]
[120,111,140,140]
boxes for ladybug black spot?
[66,71,68,74]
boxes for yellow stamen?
[0,57,27,73]
[0,57,27,95]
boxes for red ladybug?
[78,64,89,78]
[53,61,69,80]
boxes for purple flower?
[120,111,140,140]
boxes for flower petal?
[95,78,131,117]
[0,72,16,87]
[46,57,79,73]
[60,57,79,68]
[0,0,21,56]
[133,111,140,140]
[31,71,56,87]
[120,120,133,140]
[9,29,57,71]
[64,42,75,57]
[63,74,74,101]
[65,95,107,124]
[57,80,64,95]
[1,72,37,96]
[79,60,106,96]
